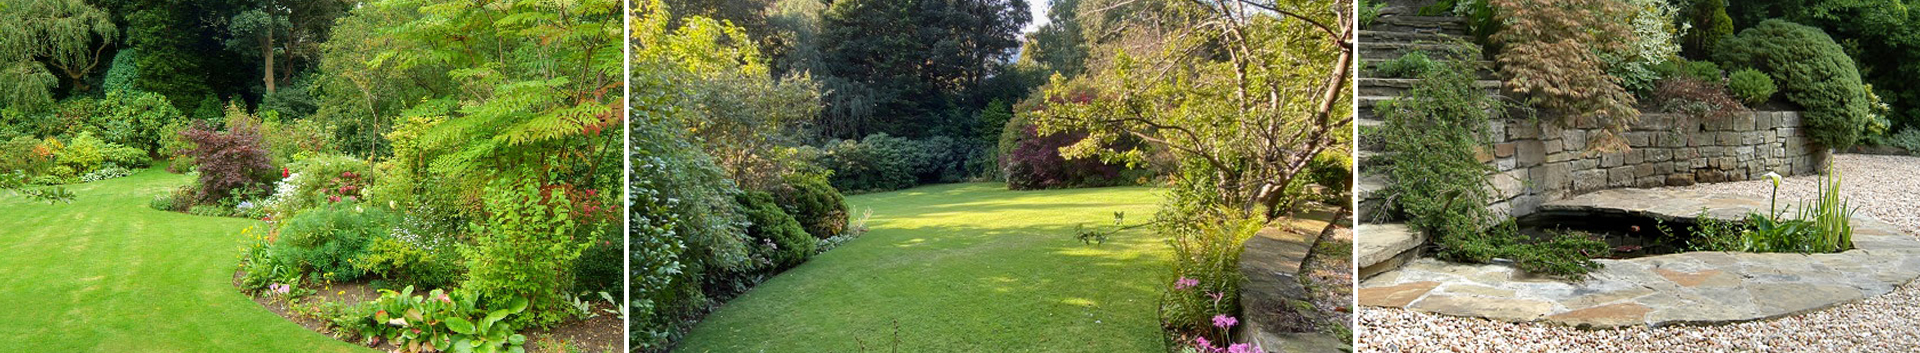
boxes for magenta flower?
[1212,314,1238,328]
[1176,277,1199,290]
[1194,336,1212,348]
[1227,343,1259,353]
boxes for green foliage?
[773,171,848,239]
[270,202,397,283]
[1377,46,1603,277]
[261,154,371,218]
[462,179,592,328]
[102,49,139,94]
[1605,0,1684,93]
[1714,20,1871,149]
[78,166,133,182]
[1359,0,1386,28]
[353,236,462,291]
[0,0,116,111]
[1680,0,1733,58]
[1491,0,1638,151]
[736,191,815,270]
[55,131,108,172]
[341,286,528,353]
[1161,217,1256,342]
[1883,128,1920,155]
[1726,68,1778,106]
[1373,51,1437,79]
[1654,59,1722,83]
[97,90,182,154]
[813,0,1030,139]
[1797,168,1854,252]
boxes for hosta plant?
[345,286,529,353]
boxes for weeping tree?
[0,0,117,111]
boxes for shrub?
[1374,51,1437,79]
[462,180,593,328]
[353,235,462,290]
[263,154,374,219]
[815,134,915,193]
[188,205,231,217]
[1885,128,1920,155]
[148,193,178,212]
[1656,59,1722,83]
[260,112,335,163]
[736,191,815,271]
[1605,0,1684,93]
[1680,0,1733,58]
[772,171,848,239]
[1004,126,1129,190]
[0,136,52,175]
[1490,0,1638,150]
[79,166,133,183]
[1359,0,1386,28]
[272,202,397,282]
[102,49,139,94]
[1726,68,1778,106]
[180,119,277,205]
[1713,20,1871,149]
[157,121,195,173]
[1655,76,1744,121]
[339,286,528,353]
[57,131,109,172]
[96,90,183,154]
[571,225,623,295]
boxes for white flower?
[1765,172,1782,188]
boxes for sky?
[1023,0,1051,34]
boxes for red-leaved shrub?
[1003,126,1131,190]
[180,120,278,204]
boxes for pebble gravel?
[1358,154,1920,352]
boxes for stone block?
[1626,149,1645,165]
[1734,113,1756,131]
[1508,120,1538,139]
[1647,148,1671,162]
[1517,140,1545,166]
[1667,173,1696,186]
[1495,142,1516,158]
[1625,131,1652,147]
[1574,170,1608,191]
[1602,152,1624,167]
[1608,167,1634,187]
[1563,129,1588,151]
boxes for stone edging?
[1358,188,1920,328]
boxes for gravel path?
[1358,154,1920,352]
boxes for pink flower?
[1212,314,1238,329]
[1194,337,1212,348]
[1227,343,1261,353]
[328,195,341,203]
[1208,291,1225,305]
[1175,277,1199,290]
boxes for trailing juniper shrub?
[1376,44,1606,278]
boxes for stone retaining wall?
[1483,111,1828,218]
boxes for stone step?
[1359,30,1471,45]
[1358,77,1502,97]
[1361,41,1482,61]
[1368,15,1468,35]
[1359,58,1497,80]
[1357,222,1424,279]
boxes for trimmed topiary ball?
[1713,19,1871,149]
[1726,68,1778,106]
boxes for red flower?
[282,167,290,178]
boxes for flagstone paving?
[1359,188,1920,328]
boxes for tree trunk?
[263,27,276,93]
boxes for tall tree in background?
[815,0,1029,139]
[1020,0,1088,77]
[0,0,117,111]
[125,0,214,112]
[225,3,290,93]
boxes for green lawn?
[676,183,1171,352]
[0,169,370,352]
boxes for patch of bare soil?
[235,270,621,353]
